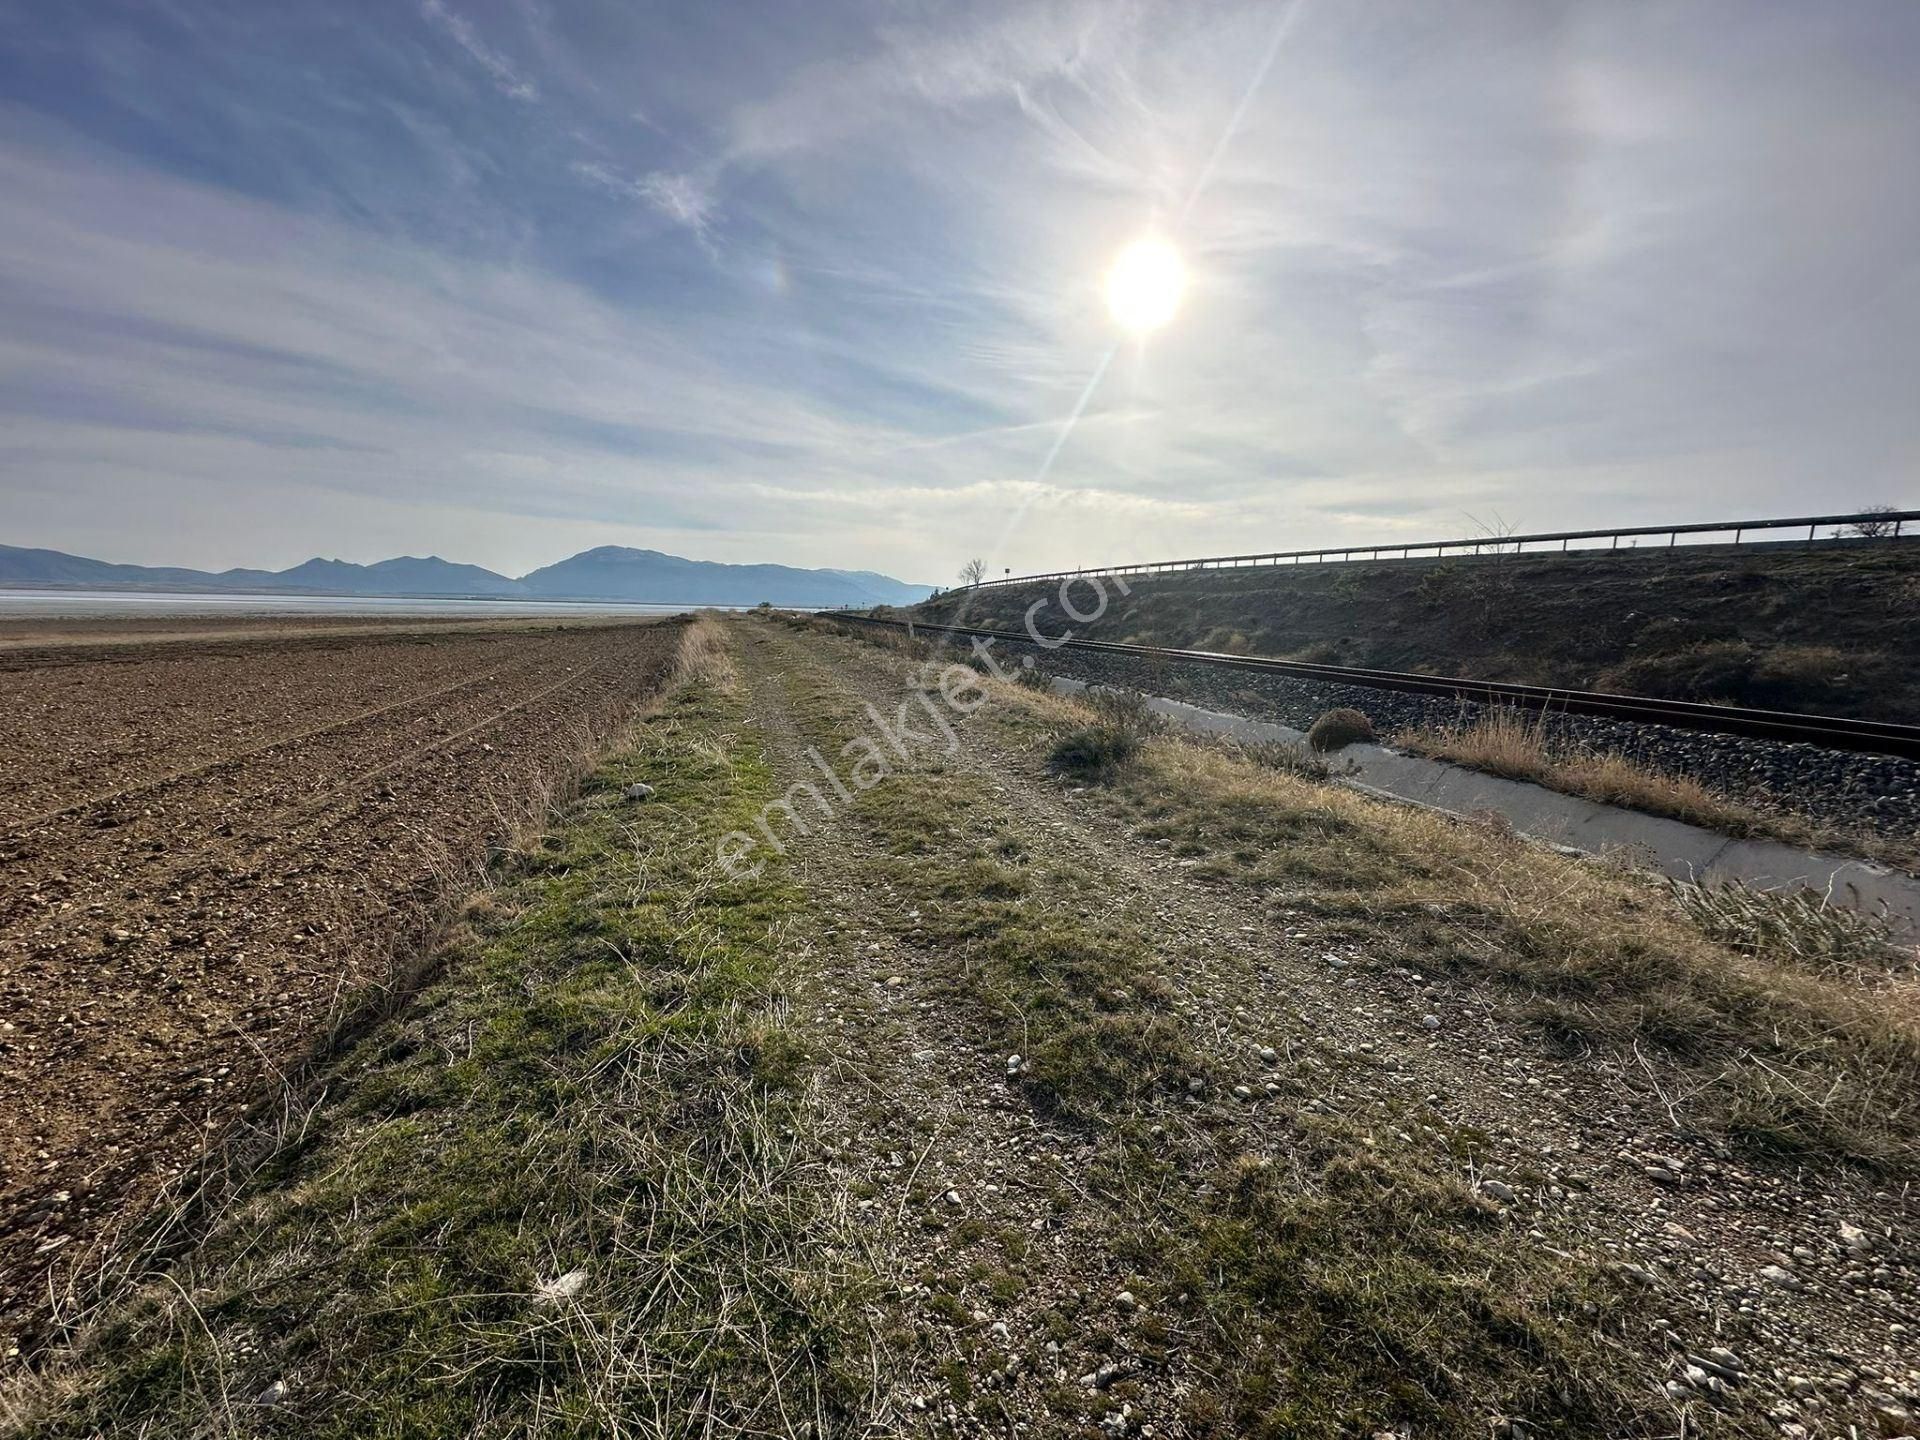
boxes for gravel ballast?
[935,628,1920,854]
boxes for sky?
[1,0,1917,583]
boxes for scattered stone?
[1758,1264,1802,1291]
[1232,1084,1254,1101]
[253,1380,288,1407]
[1687,1353,1743,1385]
[1421,1014,1442,1030]
[1478,1179,1518,1205]
[1114,1290,1137,1312]
[1258,1046,1277,1063]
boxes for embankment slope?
[912,540,1920,723]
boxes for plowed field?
[0,616,680,1352]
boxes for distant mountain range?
[0,544,934,609]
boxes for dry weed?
[1402,707,1773,837]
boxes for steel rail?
[822,613,1920,761]
[957,508,1920,591]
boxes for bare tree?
[957,557,988,588]
[1453,513,1524,636]
[1842,505,1902,539]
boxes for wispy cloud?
[636,170,719,243]
[569,161,719,247]
[3,0,1919,582]
[419,0,537,103]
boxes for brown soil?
[0,610,657,654]
[0,617,680,1353]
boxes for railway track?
[824,613,1920,761]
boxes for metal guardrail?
[956,509,1919,592]
[822,613,1920,760]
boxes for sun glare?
[1105,236,1186,335]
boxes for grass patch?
[858,771,1196,1119]
[1007,683,1920,1174]
[1233,737,1350,782]
[1048,687,1163,781]
[1133,1139,1655,1438]
[6,621,887,1439]
[1667,878,1905,981]
[1013,662,1056,692]
[747,630,1200,1119]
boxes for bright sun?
[1105,236,1186,334]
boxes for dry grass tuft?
[1048,688,1164,779]
[1234,737,1349,782]
[1013,661,1055,691]
[672,610,739,689]
[1401,707,1776,838]
[1667,878,1907,981]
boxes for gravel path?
[738,621,1919,1437]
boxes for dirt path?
[732,619,1917,1438]
[729,623,1172,1430]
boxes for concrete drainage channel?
[1053,678,1920,941]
